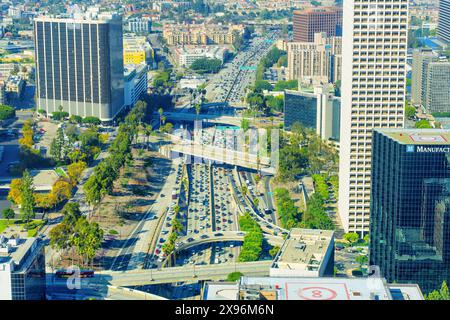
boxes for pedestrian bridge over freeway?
[95,261,272,287]
[161,112,243,127]
[174,231,284,253]
[161,139,276,175]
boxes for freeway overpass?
[161,112,243,127]
[174,231,284,253]
[161,138,276,175]
[46,281,167,300]
[95,261,272,287]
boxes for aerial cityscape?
[0,0,449,304]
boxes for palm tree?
[195,103,201,120]
[144,124,153,149]
[241,185,248,197]
[158,108,164,129]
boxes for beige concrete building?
[287,32,341,86]
[163,23,244,46]
[269,228,334,278]
[338,0,409,234]
[411,48,438,106]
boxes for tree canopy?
[190,58,222,74]
[0,104,15,120]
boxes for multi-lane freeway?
[96,261,272,286]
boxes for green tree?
[69,115,83,124]
[190,58,222,73]
[158,107,164,129]
[2,207,15,221]
[426,281,450,300]
[49,222,73,251]
[50,127,70,163]
[363,234,370,245]
[82,116,101,126]
[0,104,15,120]
[241,185,248,197]
[344,232,360,245]
[172,217,182,233]
[301,193,334,230]
[273,80,298,91]
[195,103,201,119]
[20,170,35,228]
[241,118,250,132]
[405,103,416,119]
[72,216,103,266]
[61,202,82,226]
[355,254,368,268]
[226,272,243,282]
[254,80,273,92]
[161,122,174,133]
[52,111,69,121]
[144,124,153,148]
[269,246,280,257]
[415,119,433,129]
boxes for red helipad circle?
[298,287,338,300]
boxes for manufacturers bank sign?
[407,145,450,153]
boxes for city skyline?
[0,0,448,303]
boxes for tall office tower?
[34,15,124,122]
[292,7,343,42]
[370,129,450,292]
[411,48,438,106]
[338,1,409,234]
[438,0,450,43]
[421,60,450,114]
[287,32,342,86]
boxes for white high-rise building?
[338,0,409,234]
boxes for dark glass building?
[284,88,340,141]
[370,129,450,293]
[34,15,124,122]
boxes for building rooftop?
[30,169,60,191]
[376,129,450,145]
[270,228,334,275]
[174,45,228,56]
[0,236,38,272]
[293,6,342,14]
[34,13,120,24]
[124,63,147,80]
[203,282,239,300]
[203,276,424,300]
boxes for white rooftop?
[203,276,424,300]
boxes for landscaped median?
[238,212,263,262]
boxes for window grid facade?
[370,129,450,293]
[338,0,408,234]
[34,16,124,121]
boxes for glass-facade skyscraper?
[34,15,124,122]
[370,129,450,293]
[284,87,340,141]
